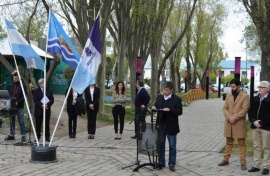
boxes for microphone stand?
[123,94,160,171]
[129,94,160,125]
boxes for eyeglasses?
[258,86,267,89]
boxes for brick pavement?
[0,97,258,175]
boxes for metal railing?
[184,89,205,105]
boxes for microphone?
[0,82,6,86]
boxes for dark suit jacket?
[155,94,183,135]
[135,87,150,108]
[33,87,54,116]
[249,94,270,131]
[7,82,24,108]
[84,86,100,111]
[65,88,85,116]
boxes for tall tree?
[242,0,270,80]
[190,0,226,89]
[155,0,197,97]
[108,0,131,82]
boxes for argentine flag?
[47,11,80,69]
[5,19,44,71]
[71,16,101,94]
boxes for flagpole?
[5,21,40,146]
[49,85,71,146]
[42,9,52,147]
[49,55,84,146]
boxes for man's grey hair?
[261,81,270,91]
[38,78,44,84]
[163,81,173,90]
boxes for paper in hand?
[41,95,50,104]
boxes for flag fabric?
[47,11,80,69]
[71,16,101,94]
[5,19,44,70]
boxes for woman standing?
[65,88,81,138]
[84,84,100,139]
[112,81,126,140]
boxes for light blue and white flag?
[71,16,101,94]
[5,19,44,70]
[47,11,80,69]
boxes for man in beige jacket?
[218,78,250,171]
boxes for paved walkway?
[0,97,257,176]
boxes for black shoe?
[156,164,165,170]
[130,135,137,139]
[21,136,26,143]
[248,167,260,172]
[5,135,15,141]
[34,139,40,143]
[73,134,76,138]
[262,169,269,175]
[69,135,72,138]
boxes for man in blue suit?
[131,81,150,139]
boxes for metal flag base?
[30,144,58,163]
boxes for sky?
[220,1,250,61]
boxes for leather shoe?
[169,166,175,172]
[262,168,269,175]
[5,135,15,141]
[130,135,137,139]
[218,160,229,166]
[248,167,260,172]
[156,164,165,170]
[241,164,247,171]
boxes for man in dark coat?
[248,81,270,175]
[5,73,26,142]
[33,78,54,142]
[131,81,150,139]
[152,81,183,172]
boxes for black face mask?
[231,87,239,95]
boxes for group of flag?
[4,10,101,94]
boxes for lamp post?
[250,66,254,101]
[185,71,188,93]
[218,71,222,98]
[234,57,241,79]
[206,69,209,100]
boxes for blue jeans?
[9,108,26,136]
[158,124,177,167]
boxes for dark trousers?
[86,108,98,135]
[112,105,125,134]
[134,108,146,135]
[67,106,77,136]
[35,114,50,139]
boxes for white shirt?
[90,87,94,101]
[72,90,78,100]
[164,93,172,100]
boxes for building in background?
[218,60,261,84]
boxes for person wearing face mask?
[248,81,270,175]
[218,78,250,171]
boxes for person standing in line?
[65,87,82,138]
[33,78,54,142]
[218,78,250,171]
[112,81,126,140]
[131,81,150,139]
[151,81,183,172]
[84,84,100,139]
[248,81,270,175]
[5,73,26,142]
